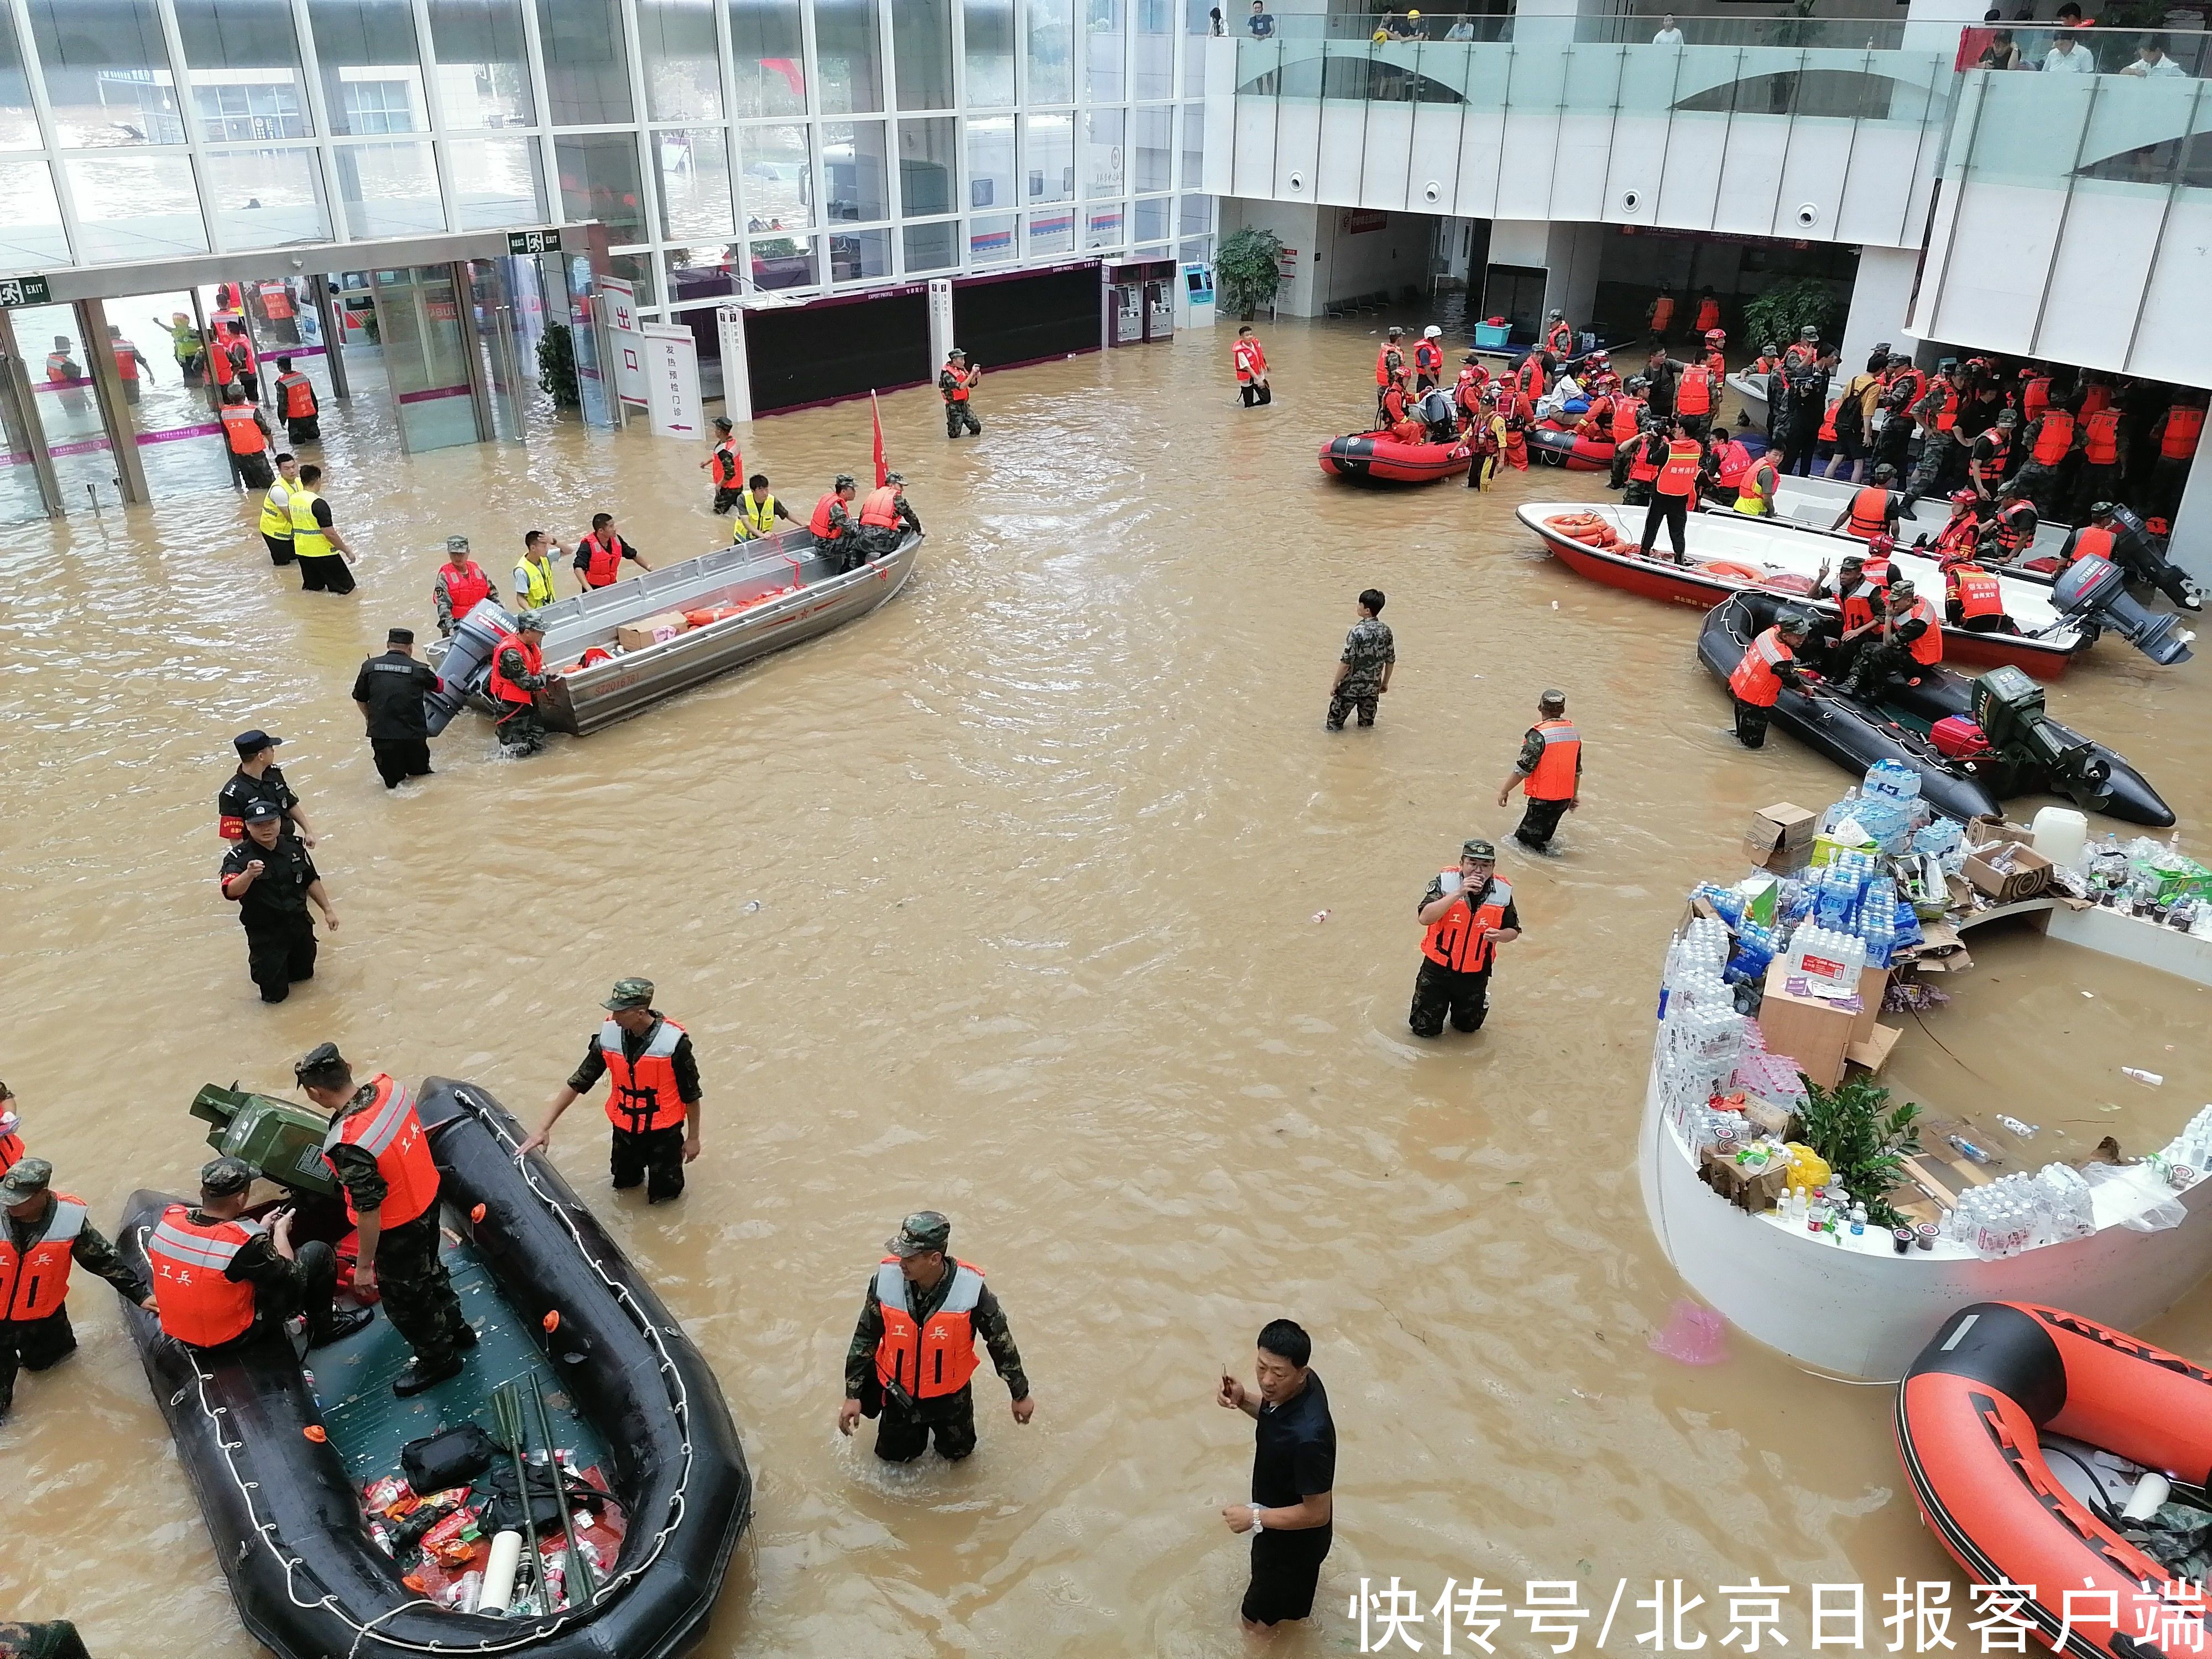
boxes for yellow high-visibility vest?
[514,555,559,609]
[289,486,330,557]
[258,478,294,539]
[732,489,779,539]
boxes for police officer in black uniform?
[219,800,339,1003]
[218,729,317,844]
[349,627,441,789]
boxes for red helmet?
[1704,328,1726,345]
[1867,533,1896,556]
[1949,488,1978,508]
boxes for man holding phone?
[1217,1318,1335,1630]
[144,1156,370,1354]
[1408,838,1521,1038]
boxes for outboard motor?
[424,597,519,734]
[1416,386,1457,441]
[2052,554,2194,665]
[1971,665,2111,811]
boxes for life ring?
[1694,560,1768,583]
[1546,512,1606,533]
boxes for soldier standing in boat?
[520,979,703,1204]
[837,1211,1034,1462]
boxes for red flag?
[870,389,889,488]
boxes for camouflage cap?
[885,1210,952,1257]
[0,1156,53,1206]
[294,1041,348,1085]
[446,534,470,554]
[1461,838,1498,861]
[516,610,547,634]
[200,1156,255,1197]
[603,977,655,1011]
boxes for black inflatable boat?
[116,1078,750,1659]
[1699,592,2174,826]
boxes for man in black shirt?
[151,1156,368,1350]
[350,627,441,789]
[218,729,317,844]
[520,978,704,1202]
[219,800,339,1002]
[1218,1318,1335,1630]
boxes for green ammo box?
[189,1083,339,1197]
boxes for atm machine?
[1112,276,1144,345]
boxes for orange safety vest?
[578,531,623,587]
[439,561,492,618]
[1420,876,1514,974]
[1545,321,1573,356]
[1414,340,1442,378]
[1735,458,1777,515]
[1975,431,2012,477]
[1840,580,1879,632]
[1517,357,1545,401]
[2083,409,2120,466]
[1627,434,1662,484]
[112,343,140,382]
[1676,365,1713,417]
[1610,397,1644,444]
[2030,411,2073,466]
[1703,349,1726,383]
[278,372,315,418]
[2161,407,2203,460]
[320,1074,440,1229]
[1992,503,2036,558]
[873,1256,985,1400]
[147,1204,262,1347]
[943,363,976,400]
[0,1192,86,1322]
[1695,299,1721,335]
[1903,596,1944,666]
[858,487,899,529]
[2069,525,2115,566]
[709,440,742,488]
[0,1130,20,1172]
[599,1017,688,1133]
[1818,399,1840,444]
[1952,565,2004,620]
[1929,384,1959,433]
[1234,339,1266,382]
[808,493,848,538]
[1525,720,1580,802]
[1728,626,1796,708]
[2021,375,2049,421]
[1845,486,1893,539]
[1374,343,1405,388]
[487,633,540,705]
[220,404,267,455]
[2080,382,2112,419]
[1655,438,1702,497]
[1651,296,1675,333]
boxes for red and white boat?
[1529,419,1614,472]
[1515,500,2085,677]
[1318,429,1472,484]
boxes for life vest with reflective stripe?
[599,1018,688,1134]
[43,352,71,384]
[439,561,493,619]
[1952,565,2003,620]
[1734,458,1777,517]
[2162,406,2203,460]
[858,487,899,529]
[278,372,315,418]
[1975,431,2012,477]
[148,1205,263,1347]
[2031,411,2073,466]
[515,556,559,609]
[1610,397,1644,444]
[1414,340,1442,378]
[874,1257,985,1400]
[487,633,540,706]
[2069,525,2115,566]
[0,1193,86,1321]
[733,491,780,538]
[320,1074,439,1229]
[1845,486,1893,539]
[221,404,267,455]
[1233,338,1266,382]
[289,486,330,557]
[809,493,847,538]
[1840,580,1879,633]
[1421,877,1514,974]
[112,342,140,381]
[1655,438,1702,497]
[1628,434,1662,484]
[1676,365,1713,417]
[1525,721,1580,802]
[2084,409,2120,466]
[578,532,622,587]
[709,440,743,487]
[1992,501,2037,559]
[1903,596,1944,666]
[1728,626,1795,708]
[258,479,294,540]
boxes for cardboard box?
[1850,966,1890,1046]
[615,611,692,653]
[1962,827,2052,904]
[1756,961,1858,1089]
[1745,802,1819,872]
[1844,1021,1903,1076]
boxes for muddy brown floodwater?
[2,314,2208,1658]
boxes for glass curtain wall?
[0,0,1218,315]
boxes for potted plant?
[1215,225,1286,321]
[1796,1074,1923,1230]
[538,322,580,408]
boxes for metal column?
[451,259,497,445]
[0,308,64,518]
[309,274,350,398]
[79,298,149,507]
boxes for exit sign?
[506,229,559,255]
[0,274,51,308]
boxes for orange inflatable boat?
[1898,1301,2212,1658]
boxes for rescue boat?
[1317,429,1473,484]
[1898,1302,2212,1659]
[1697,591,2174,826]
[1528,421,1614,472]
[1519,501,2085,677]
[1768,471,2076,560]
[114,1078,751,1659]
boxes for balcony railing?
[1244,12,1908,49]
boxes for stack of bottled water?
[1723,917,1776,985]
[1859,877,1899,967]
[1656,925,1749,1125]
[1911,816,1965,867]
[1852,761,1923,854]
[1943,1166,2097,1256]
[1783,923,1866,998]
[2163,1104,2212,1174]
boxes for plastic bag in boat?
[2080,1160,2188,1232]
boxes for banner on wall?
[599,275,648,403]
[639,322,702,440]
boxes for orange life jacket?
[1234,339,1266,382]
[1952,565,2003,620]
[1414,340,1442,377]
[1610,397,1644,444]
[2161,406,2203,460]
[220,404,267,455]
[1381,385,1408,425]
[1525,720,1580,802]
[709,440,742,487]
[1734,457,1777,514]
[943,363,976,400]
[2069,525,2115,565]
[320,1074,440,1229]
[599,1017,688,1133]
[1818,400,1841,444]
[439,561,492,618]
[1517,357,1545,401]
[1655,438,1702,497]
[487,633,541,706]
[112,343,140,382]
[858,486,899,529]
[1975,431,2012,477]
[2083,409,2120,466]
[1928,383,1959,433]
[2079,382,2112,419]
[0,1192,86,1322]
[1845,486,1893,539]
[1728,626,1795,708]
[873,1256,985,1400]
[1628,434,1662,483]
[147,1205,262,1347]
[1903,596,1944,666]
[0,1131,21,1173]
[1840,581,1879,632]
[1992,502,2036,558]
[210,337,236,385]
[1374,343,1405,388]
[1703,349,1725,383]
[808,493,848,538]
[578,531,623,586]
[1676,365,1713,416]
[2021,375,2050,421]
[2030,411,2073,466]
[278,372,314,418]
[1651,296,1675,333]
[1420,876,1515,974]
[1695,299,1721,335]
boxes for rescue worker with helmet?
[731,472,797,541]
[1726,609,1812,749]
[521,978,705,1204]
[941,347,982,437]
[1497,690,1581,854]
[430,535,496,638]
[837,1210,1034,1462]
[350,627,440,789]
[1828,463,1905,541]
[702,415,744,514]
[854,471,924,561]
[487,611,553,757]
[1410,838,1521,1038]
[573,512,650,590]
[273,356,319,445]
[296,1044,473,1397]
[258,453,301,566]
[0,1083,23,1176]
[220,384,276,491]
[2067,503,2203,611]
[514,530,565,610]
[220,799,338,1002]
[145,1156,368,1358]
[812,474,862,572]
[1841,577,1944,701]
[0,1157,155,1424]
[1917,489,1985,563]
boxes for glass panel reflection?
[967,113,1013,210]
[64,153,210,258]
[426,0,534,128]
[739,122,813,229]
[204,145,332,246]
[893,0,955,110]
[816,0,885,113]
[29,0,185,146]
[640,0,723,119]
[898,116,956,216]
[448,134,546,227]
[824,119,890,221]
[0,160,71,268]
[554,131,649,241]
[307,0,426,135]
[333,138,445,237]
[963,0,1015,107]
[178,0,313,143]
[655,126,736,239]
[730,0,806,117]
[1028,0,1075,102]
[537,0,634,124]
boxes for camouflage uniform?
[493,635,554,756]
[815,498,859,573]
[1408,862,1520,1037]
[1509,725,1580,851]
[0,1160,150,1419]
[1327,617,1395,729]
[843,1212,1029,1463]
[322,1078,469,1374]
[940,366,982,437]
